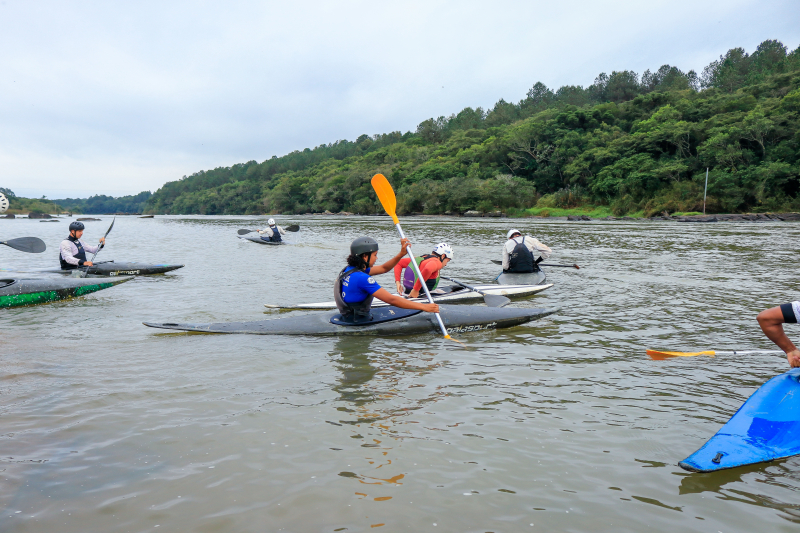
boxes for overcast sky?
[1,0,798,199]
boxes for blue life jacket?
[334,266,374,322]
[506,238,535,273]
[59,236,87,270]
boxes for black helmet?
[350,236,379,256]
[68,221,85,232]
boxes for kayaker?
[393,243,453,298]
[59,221,105,270]
[756,303,800,367]
[258,218,285,243]
[502,229,551,273]
[335,236,439,322]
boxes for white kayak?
[265,282,553,310]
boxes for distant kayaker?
[335,236,439,322]
[59,221,105,270]
[258,218,285,243]
[393,243,453,298]
[502,229,551,273]
[757,303,800,367]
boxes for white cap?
[507,229,522,239]
[433,242,453,259]
[268,218,275,226]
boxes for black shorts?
[780,302,799,324]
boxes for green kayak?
[0,276,132,308]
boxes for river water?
[1,215,799,532]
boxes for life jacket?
[59,236,87,270]
[268,225,282,242]
[506,237,536,273]
[402,254,441,291]
[333,267,374,322]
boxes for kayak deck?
[265,282,553,310]
[144,304,558,336]
[679,368,800,472]
[0,276,132,308]
[12,262,184,276]
[496,269,547,286]
[238,234,286,245]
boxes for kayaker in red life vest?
[757,303,800,367]
[393,243,453,298]
[502,229,551,273]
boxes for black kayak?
[144,304,557,336]
[0,276,132,308]
[238,233,285,245]
[34,261,184,276]
[495,269,546,286]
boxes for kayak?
[679,368,800,473]
[18,262,184,276]
[238,233,285,245]
[0,276,132,308]
[144,304,558,336]
[265,282,553,310]
[495,269,546,286]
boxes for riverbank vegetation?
[22,40,800,218]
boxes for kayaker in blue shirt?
[334,236,439,322]
[757,303,800,367]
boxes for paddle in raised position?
[82,217,115,278]
[371,174,462,345]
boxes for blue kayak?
[680,368,800,472]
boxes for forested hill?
[144,40,800,217]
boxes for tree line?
[66,40,800,216]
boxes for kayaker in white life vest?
[258,218,285,243]
[757,303,800,367]
[59,221,106,270]
[502,229,551,273]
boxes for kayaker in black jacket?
[59,221,105,270]
[757,303,800,367]
[502,229,551,273]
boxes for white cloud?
[0,0,798,197]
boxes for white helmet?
[0,192,8,214]
[267,218,276,226]
[433,242,453,259]
[507,229,522,239]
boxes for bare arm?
[369,238,410,276]
[757,306,800,367]
[372,288,438,313]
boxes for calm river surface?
[2,215,800,532]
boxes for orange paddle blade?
[371,174,398,224]
[646,349,716,360]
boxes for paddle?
[0,237,46,253]
[371,173,461,344]
[490,259,579,269]
[82,217,115,277]
[440,276,510,307]
[238,225,299,235]
[647,348,786,360]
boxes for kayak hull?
[265,283,554,310]
[144,304,558,336]
[25,262,184,276]
[239,234,285,245]
[679,368,800,472]
[0,276,132,308]
[496,270,546,286]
